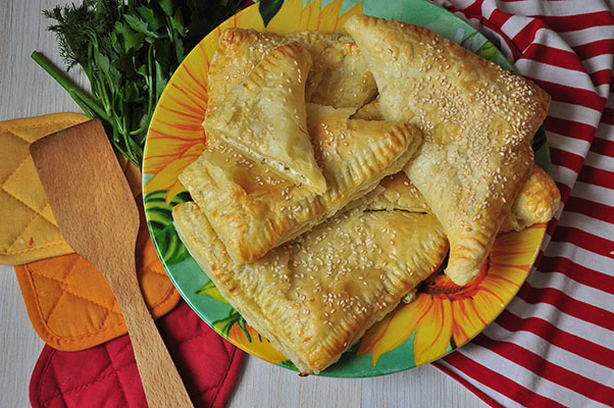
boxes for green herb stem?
[37,0,243,165]
[31,51,109,121]
[67,89,97,118]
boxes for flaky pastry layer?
[181,104,422,263]
[173,202,447,373]
[345,14,550,284]
[207,28,377,111]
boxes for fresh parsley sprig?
[33,0,242,165]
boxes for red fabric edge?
[211,347,245,408]
[30,345,55,407]
[432,361,503,408]
[29,336,245,408]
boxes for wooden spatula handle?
[107,255,193,408]
[31,120,194,407]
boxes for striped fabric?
[426,1,614,407]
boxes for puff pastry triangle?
[204,41,326,193]
[345,14,550,284]
[173,201,447,374]
[180,104,422,263]
[206,28,377,110]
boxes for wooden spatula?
[31,120,193,408]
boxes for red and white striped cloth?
[426,1,614,407]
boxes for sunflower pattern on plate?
[197,280,287,364]
[357,224,545,367]
[142,0,549,377]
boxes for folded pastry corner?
[173,201,447,374]
[345,14,550,285]
[205,41,327,194]
[181,104,422,263]
[501,166,560,232]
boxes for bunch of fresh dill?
[33,0,243,165]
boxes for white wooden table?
[0,1,485,407]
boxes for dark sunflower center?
[418,260,490,299]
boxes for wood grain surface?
[0,1,487,407]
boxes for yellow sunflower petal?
[491,226,544,266]
[301,0,322,31]
[473,290,506,324]
[371,295,434,365]
[490,257,531,271]
[267,0,303,33]
[145,157,195,192]
[318,0,343,31]
[203,29,222,59]
[451,298,488,346]
[481,270,522,300]
[235,5,265,31]
[145,133,202,161]
[486,261,528,284]
[333,2,363,33]
[358,316,391,355]
[191,43,213,78]
[144,148,202,199]
[228,324,287,364]
[413,297,453,365]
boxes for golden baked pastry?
[370,169,559,233]
[351,98,384,121]
[206,28,376,110]
[180,104,422,263]
[292,31,377,108]
[354,108,560,231]
[501,166,560,232]
[173,201,448,374]
[345,14,550,285]
[204,42,326,193]
[369,172,428,213]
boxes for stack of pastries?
[172,14,560,374]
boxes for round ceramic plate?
[143,0,549,377]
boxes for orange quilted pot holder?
[3,113,179,350]
[14,208,180,351]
